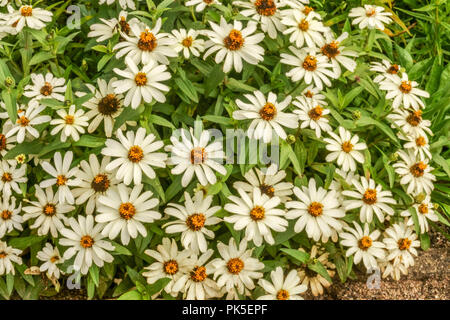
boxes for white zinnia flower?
[233,163,294,201]
[400,132,432,161]
[349,5,393,30]
[171,29,205,59]
[6,5,53,31]
[224,187,288,246]
[165,128,226,187]
[23,73,66,102]
[285,178,345,242]
[59,215,115,275]
[211,238,264,300]
[299,85,327,106]
[339,221,386,270]
[142,238,195,297]
[0,160,27,198]
[379,258,409,281]
[185,0,222,12]
[22,185,75,237]
[293,96,331,138]
[233,91,298,143]
[321,32,358,77]
[88,11,141,42]
[383,222,419,268]
[96,184,161,245]
[101,127,167,185]
[329,168,359,203]
[324,126,367,172]
[0,241,22,275]
[113,18,177,65]
[203,17,265,73]
[342,177,396,223]
[72,154,118,215]
[233,0,285,39]
[39,151,79,204]
[163,191,222,253]
[281,47,336,90]
[112,57,171,109]
[401,195,438,234]
[370,59,401,83]
[5,101,51,143]
[387,108,432,137]
[0,195,23,237]
[258,266,307,300]
[50,105,89,142]
[37,243,65,279]
[99,0,137,10]
[379,73,430,110]
[393,150,435,195]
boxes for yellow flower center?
[418,203,428,214]
[0,134,6,151]
[1,172,12,182]
[50,256,60,263]
[56,175,68,186]
[182,36,193,47]
[303,6,314,15]
[276,289,290,300]
[1,210,12,220]
[259,183,275,197]
[137,30,157,52]
[415,136,426,147]
[259,102,277,121]
[302,55,317,71]
[341,141,353,153]
[387,64,399,74]
[190,147,206,164]
[321,42,340,59]
[43,204,56,216]
[224,29,244,51]
[134,72,148,86]
[362,189,377,205]
[250,206,265,221]
[17,116,30,127]
[119,202,136,220]
[298,19,309,31]
[118,16,130,35]
[80,235,94,248]
[40,82,53,96]
[21,6,33,17]
[0,252,7,259]
[358,236,372,250]
[308,105,323,121]
[128,145,144,163]
[186,213,206,231]
[397,238,411,250]
[163,259,179,275]
[226,258,244,275]
[254,0,277,16]
[190,266,207,282]
[366,8,376,17]
[406,110,422,127]
[410,162,427,177]
[65,115,75,125]
[399,81,412,94]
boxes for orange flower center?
[186,213,206,231]
[366,8,376,17]
[163,259,179,275]
[362,189,377,205]
[21,6,33,17]
[397,238,411,250]
[134,72,148,86]
[406,110,422,126]
[227,258,244,274]
[387,64,399,74]
[399,81,412,94]
[43,204,56,216]
[182,36,193,47]
[190,147,206,164]
[302,55,317,71]
[418,203,428,214]
[358,236,372,250]
[298,19,309,31]
[259,102,277,121]
[0,252,7,259]
[80,235,94,248]
[255,0,277,16]
[259,183,275,197]
[321,42,340,59]
[190,266,207,282]
[308,105,323,121]
[0,134,6,151]
[17,116,30,127]
[308,201,323,217]
[118,16,130,35]
[276,289,290,300]
[224,29,244,51]
[91,174,110,193]
[304,90,314,98]
[56,175,68,186]
[303,6,314,15]
[137,30,157,52]
[1,210,12,220]
[40,82,53,96]
[410,162,427,177]
[341,141,353,153]
[203,0,214,3]
[128,145,144,163]
[250,206,265,221]
[119,202,136,220]
[65,115,75,125]
[50,256,60,263]
[1,172,12,182]
[98,93,121,116]
[415,136,426,147]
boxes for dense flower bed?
[0,0,448,300]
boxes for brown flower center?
[17,116,30,127]
[362,189,377,205]
[397,238,411,250]
[250,206,265,221]
[387,64,399,74]
[321,42,340,59]
[358,236,372,250]
[128,145,144,163]
[50,256,60,263]
[21,6,33,17]
[163,259,179,275]
[137,30,157,52]
[182,36,193,47]
[1,172,12,182]
[410,162,427,177]
[259,183,275,197]
[0,134,6,151]
[399,81,412,94]
[308,105,323,121]
[1,210,12,220]
[415,136,426,147]
[118,16,130,35]
[0,252,7,259]
[190,147,206,164]
[308,202,323,217]
[119,202,136,220]
[341,141,353,153]
[227,258,244,274]
[203,0,214,4]
[224,29,244,51]
[259,102,277,121]
[276,289,290,300]
[65,115,75,125]
[406,110,422,127]
[302,55,317,71]
[186,213,206,231]
[254,0,277,16]
[56,175,68,186]
[304,90,314,98]
[43,204,56,216]
[134,72,148,86]
[298,19,309,31]
[190,266,207,282]
[303,6,314,15]
[98,93,121,116]
[80,235,94,248]
[91,174,110,193]
[366,8,376,17]
[418,203,428,214]
[40,82,53,96]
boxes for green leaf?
[408,207,421,235]
[118,289,143,300]
[72,135,106,148]
[112,242,133,256]
[395,44,413,70]
[146,277,171,297]
[342,86,364,109]
[203,115,233,126]
[280,248,310,264]
[2,89,17,123]
[29,52,54,66]
[308,261,332,284]
[205,64,225,96]
[4,141,44,159]
[9,236,45,250]
[148,114,176,130]
[225,78,256,92]
[174,77,198,103]
[420,232,430,250]
[355,116,400,147]
[89,265,100,287]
